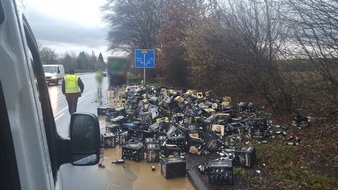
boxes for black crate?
[172,114,184,124]
[146,143,160,162]
[157,135,167,146]
[140,112,153,126]
[187,136,204,154]
[203,131,222,152]
[184,113,196,125]
[160,144,181,158]
[207,159,234,185]
[210,113,232,125]
[103,133,117,148]
[122,141,144,162]
[127,129,143,141]
[118,131,128,146]
[106,124,121,134]
[160,121,171,133]
[98,107,109,115]
[226,122,246,134]
[251,118,268,133]
[167,101,180,111]
[200,120,214,131]
[142,131,155,142]
[166,136,186,151]
[161,157,186,179]
[106,112,117,122]
[234,146,256,168]
[144,138,158,150]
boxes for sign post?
[135,49,155,86]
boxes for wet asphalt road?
[49,73,194,190]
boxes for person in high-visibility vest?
[62,69,84,114]
[95,69,103,99]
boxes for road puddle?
[102,146,194,190]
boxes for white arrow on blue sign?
[135,49,155,68]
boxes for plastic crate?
[207,159,234,185]
[146,143,160,162]
[122,141,144,162]
[103,133,117,148]
[235,146,256,168]
[161,157,186,179]
[97,107,109,115]
[166,136,186,151]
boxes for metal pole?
[143,68,146,86]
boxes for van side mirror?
[57,67,60,73]
[70,113,100,166]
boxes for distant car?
[103,71,107,77]
[43,64,65,85]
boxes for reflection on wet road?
[58,163,137,190]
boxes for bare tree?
[286,0,338,104]
[77,52,91,71]
[156,0,205,87]
[212,0,299,110]
[97,53,106,71]
[59,52,77,72]
[39,47,59,65]
[184,14,246,95]
[101,0,166,53]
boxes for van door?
[58,65,65,81]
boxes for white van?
[43,64,65,85]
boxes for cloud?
[26,9,108,55]
[38,40,108,56]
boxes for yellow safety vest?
[96,71,103,78]
[64,74,80,93]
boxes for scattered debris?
[99,85,311,185]
[98,163,105,168]
[112,159,125,164]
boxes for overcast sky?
[24,0,109,57]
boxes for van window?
[43,66,57,73]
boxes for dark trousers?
[65,93,80,114]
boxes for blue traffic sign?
[135,49,155,68]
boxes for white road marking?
[78,97,86,104]
[54,90,95,116]
[55,106,68,117]
[55,113,65,121]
